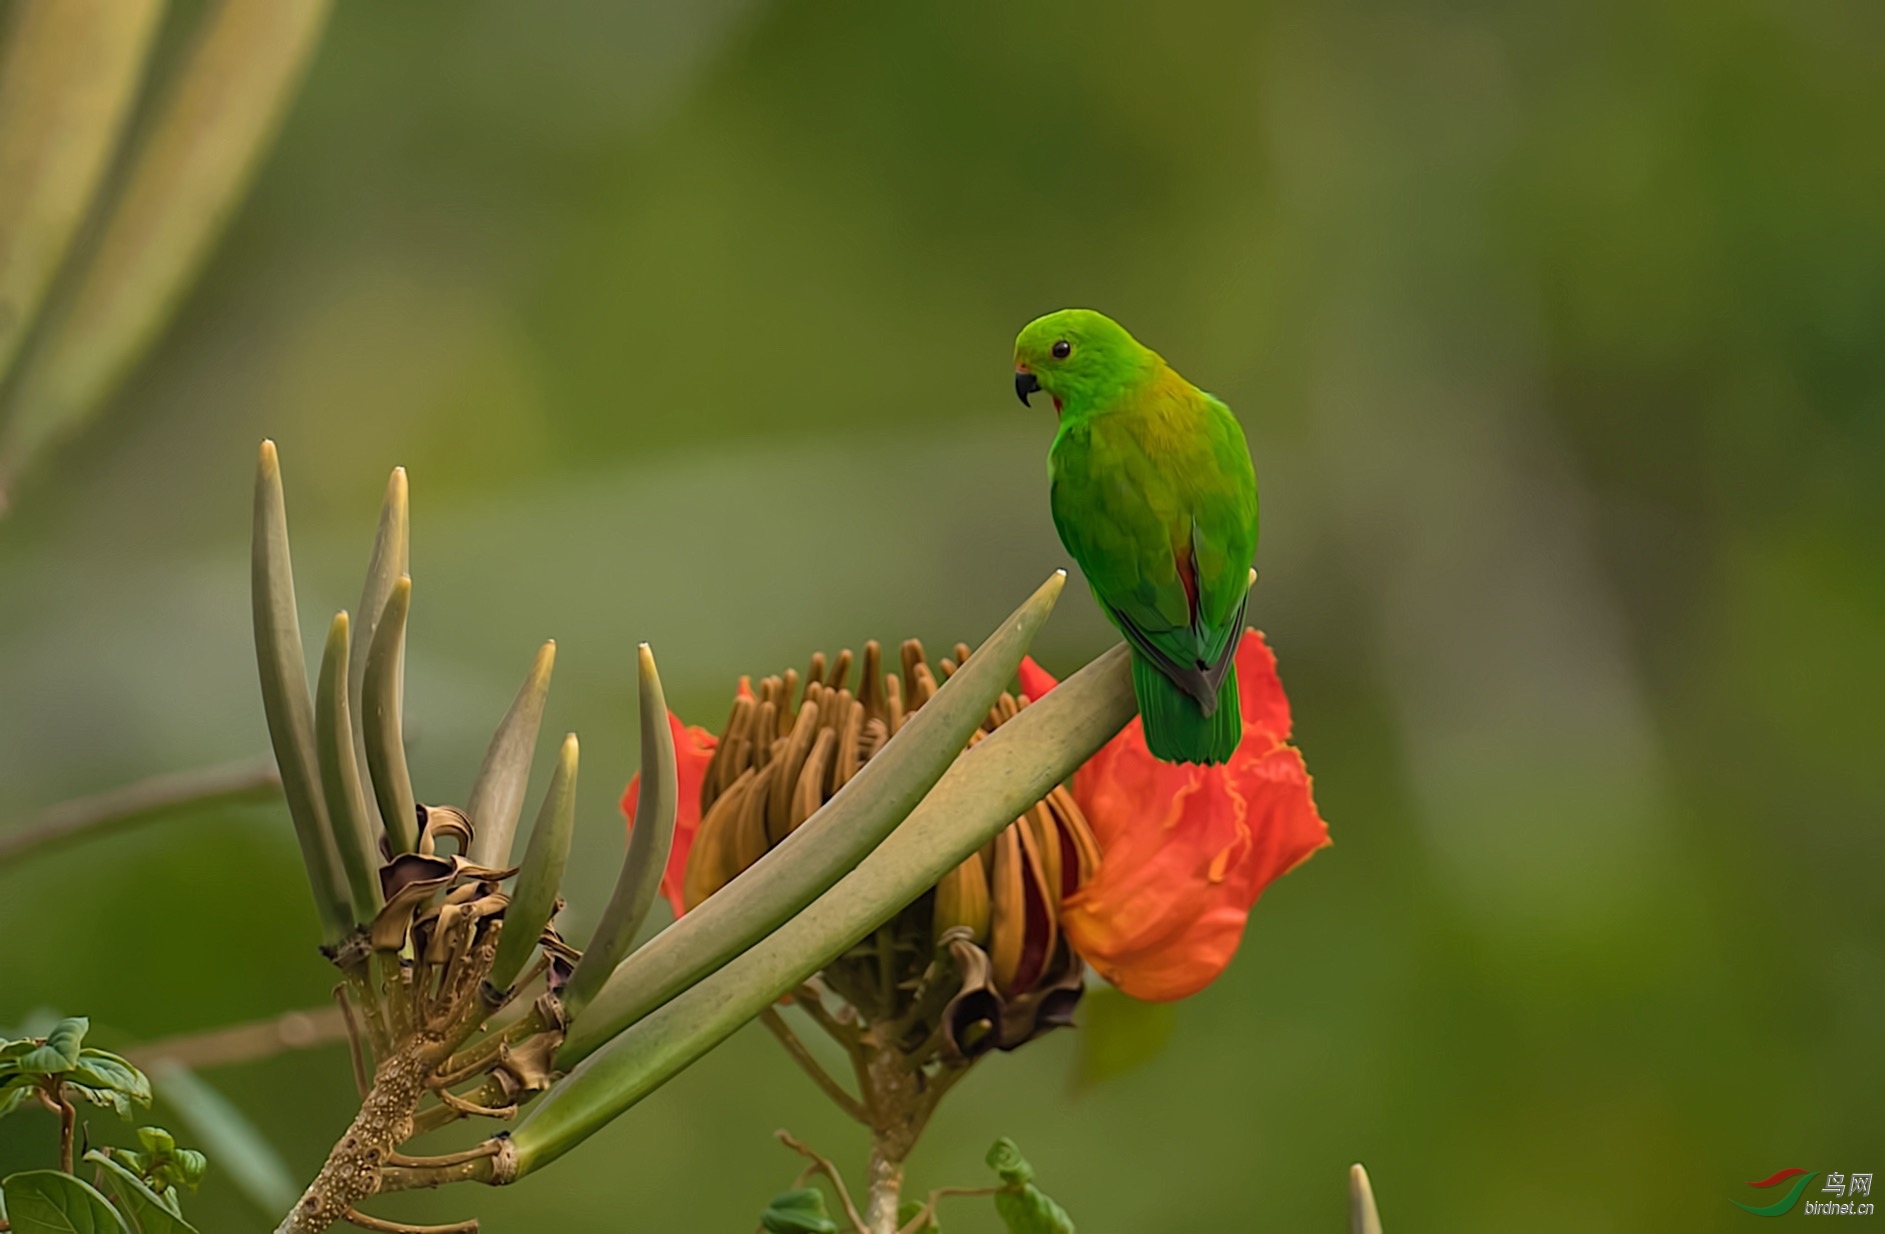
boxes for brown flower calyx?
[685,639,1100,1065]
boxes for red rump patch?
[1174,545,1200,624]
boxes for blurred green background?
[3,1,1882,1229]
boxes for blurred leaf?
[83,1152,200,1234]
[898,1199,938,1231]
[986,1140,1074,1234]
[759,1187,839,1234]
[0,1170,130,1234]
[146,1064,294,1217]
[0,0,164,396]
[15,1016,87,1074]
[0,0,334,494]
[464,639,556,868]
[0,1081,35,1119]
[1073,985,1175,1091]
[69,1050,151,1107]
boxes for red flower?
[620,710,719,920]
[1018,629,1330,1002]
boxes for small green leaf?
[987,1140,1074,1234]
[165,1149,207,1193]
[0,1169,131,1234]
[759,1187,840,1234]
[67,1083,132,1120]
[16,1018,88,1074]
[1073,986,1176,1091]
[898,1199,939,1231]
[71,1051,151,1106]
[134,1127,174,1158]
[84,1152,200,1234]
[144,1064,292,1216]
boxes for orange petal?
[1235,629,1293,745]
[620,711,718,919]
[1061,632,1330,1001]
[1018,656,1060,703]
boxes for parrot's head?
[1013,308,1157,415]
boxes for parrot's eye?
[1051,339,1072,359]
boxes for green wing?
[1049,391,1257,704]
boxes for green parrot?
[1013,309,1257,765]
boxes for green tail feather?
[1130,653,1241,765]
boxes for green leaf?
[0,1169,131,1234]
[759,1187,839,1234]
[315,611,384,918]
[70,1052,151,1107]
[1073,986,1176,1091]
[16,1018,88,1074]
[558,573,1074,1066]
[515,625,1137,1180]
[898,1199,939,1231]
[0,0,334,494]
[162,1150,206,1194]
[349,467,410,849]
[487,732,579,991]
[0,1083,36,1119]
[252,442,356,945]
[562,643,678,1019]
[133,1128,173,1158]
[66,1083,131,1120]
[361,575,418,856]
[83,1153,199,1234]
[465,640,556,867]
[987,1140,1074,1234]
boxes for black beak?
[1015,370,1041,407]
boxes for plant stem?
[859,1046,919,1234]
[760,1008,868,1124]
[126,1005,348,1072]
[863,1142,904,1234]
[0,759,280,865]
[54,1085,76,1173]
